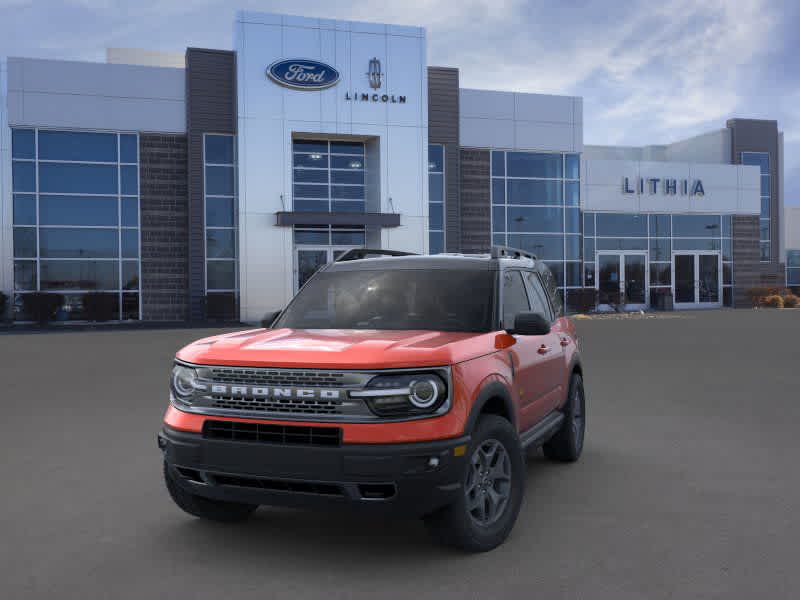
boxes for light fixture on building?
[349,160,362,169]
[310,153,322,160]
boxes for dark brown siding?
[459,149,491,253]
[732,215,760,307]
[727,118,785,287]
[427,67,460,251]
[186,48,237,321]
[139,134,189,321]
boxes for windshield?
[275,269,496,332]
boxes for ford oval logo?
[267,59,340,90]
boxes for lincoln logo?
[367,57,382,89]
[211,384,341,400]
[266,59,341,90]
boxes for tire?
[423,415,524,552]
[543,373,586,462]
[163,462,257,522]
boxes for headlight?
[350,372,448,417]
[171,364,199,403]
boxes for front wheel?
[543,373,586,462]
[423,415,524,552]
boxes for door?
[672,252,721,309]
[294,247,360,292]
[501,271,562,432]
[596,252,648,310]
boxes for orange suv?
[159,247,586,551]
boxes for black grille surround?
[203,420,342,447]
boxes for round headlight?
[409,378,440,408]
[171,364,198,399]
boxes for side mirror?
[508,312,551,336]
[261,310,281,329]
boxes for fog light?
[427,457,440,469]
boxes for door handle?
[537,344,550,355]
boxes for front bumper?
[159,426,470,516]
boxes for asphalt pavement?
[1,309,798,599]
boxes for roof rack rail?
[335,248,417,262]
[490,245,537,261]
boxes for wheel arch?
[464,380,517,434]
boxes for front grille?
[208,368,347,387]
[212,474,344,497]
[203,420,342,447]
[210,395,343,415]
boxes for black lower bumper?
[159,426,470,517]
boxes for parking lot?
[2,309,799,599]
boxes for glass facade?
[742,152,771,261]
[204,134,238,305]
[11,128,141,320]
[491,150,581,296]
[292,140,365,213]
[428,144,445,254]
[787,250,800,287]
[583,212,734,307]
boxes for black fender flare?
[464,380,517,435]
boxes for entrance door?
[672,252,721,309]
[596,252,648,311]
[294,246,360,292]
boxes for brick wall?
[139,134,189,321]
[460,149,491,253]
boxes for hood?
[176,328,497,369]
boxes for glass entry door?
[294,247,359,292]
[672,252,721,309]
[596,252,648,310]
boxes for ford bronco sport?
[159,247,586,552]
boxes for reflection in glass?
[38,130,117,162]
[39,163,118,194]
[40,195,118,226]
[39,228,118,258]
[40,261,119,290]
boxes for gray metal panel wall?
[139,134,189,321]
[186,48,237,321]
[459,148,491,253]
[732,215,760,307]
[727,119,784,284]
[427,67,461,251]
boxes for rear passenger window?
[524,271,554,322]
[502,271,530,329]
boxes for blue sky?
[2,0,798,204]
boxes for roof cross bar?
[334,248,417,262]
[490,246,537,261]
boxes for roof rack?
[490,245,537,261]
[334,248,417,262]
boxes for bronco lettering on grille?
[209,384,341,400]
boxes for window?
[204,134,238,295]
[523,271,553,321]
[11,128,140,320]
[742,152,770,261]
[788,250,800,287]
[492,150,581,296]
[583,212,734,306]
[292,140,365,213]
[502,271,530,329]
[428,144,445,254]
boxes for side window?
[524,271,554,322]
[502,271,530,329]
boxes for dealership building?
[0,11,794,323]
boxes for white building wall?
[785,206,800,250]
[585,129,731,165]
[582,158,761,215]
[106,48,186,69]
[459,88,582,152]
[7,57,185,132]
[235,11,429,322]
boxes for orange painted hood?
[176,328,499,369]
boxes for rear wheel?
[543,373,585,462]
[163,462,257,522]
[423,415,524,552]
